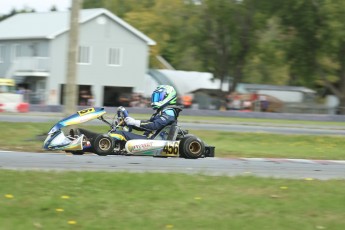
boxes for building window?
[108,47,122,66]
[12,44,22,61]
[0,45,4,63]
[78,46,91,64]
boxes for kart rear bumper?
[204,145,215,157]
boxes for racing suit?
[112,105,182,141]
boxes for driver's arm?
[141,112,175,131]
[125,109,176,131]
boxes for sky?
[0,0,71,15]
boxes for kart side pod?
[125,135,211,159]
[125,139,180,157]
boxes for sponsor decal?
[130,141,154,153]
[162,141,179,156]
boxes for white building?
[0,8,155,106]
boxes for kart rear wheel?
[93,134,115,156]
[179,135,205,159]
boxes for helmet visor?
[151,91,166,103]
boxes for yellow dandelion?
[61,195,70,199]
[270,194,280,198]
[33,222,42,228]
[55,208,64,212]
[68,220,77,225]
[280,186,288,190]
[4,194,14,199]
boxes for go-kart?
[43,107,215,159]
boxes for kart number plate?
[162,141,179,156]
[77,108,95,116]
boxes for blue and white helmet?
[151,85,177,110]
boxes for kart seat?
[167,124,178,140]
[154,124,188,141]
[76,128,99,141]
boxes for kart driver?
[112,85,182,141]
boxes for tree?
[243,17,289,85]
[127,0,193,68]
[80,0,345,114]
[316,0,345,113]
[83,0,181,68]
[0,8,35,22]
[272,0,322,87]
[83,0,155,18]
[192,0,267,92]
[83,0,106,11]
[270,0,345,113]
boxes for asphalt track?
[1,151,344,180]
[0,113,344,180]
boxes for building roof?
[239,83,316,93]
[153,69,228,96]
[147,70,316,99]
[0,8,156,45]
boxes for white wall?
[47,14,151,106]
[258,90,304,102]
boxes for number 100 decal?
[162,141,179,155]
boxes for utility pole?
[64,0,82,116]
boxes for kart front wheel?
[93,134,115,156]
[179,135,205,159]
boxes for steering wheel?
[116,106,132,132]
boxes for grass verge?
[179,115,345,127]
[0,170,344,230]
[0,122,344,160]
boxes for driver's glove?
[117,106,129,118]
[117,106,125,112]
[125,117,141,127]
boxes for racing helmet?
[151,85,177,110]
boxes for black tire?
[178,134,193,158]
[65,150,84,155]
[179,135,205,159]
[93,134,115,156]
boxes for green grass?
[0,121,344,159]
[0,170,344,230]
[131,113,345,127]
[1,117,344,229]
[179,115,345,127]
[192,131,345,160]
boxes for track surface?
[1,113,344,180]
[1,114,345,135]
[1,151,344,180]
